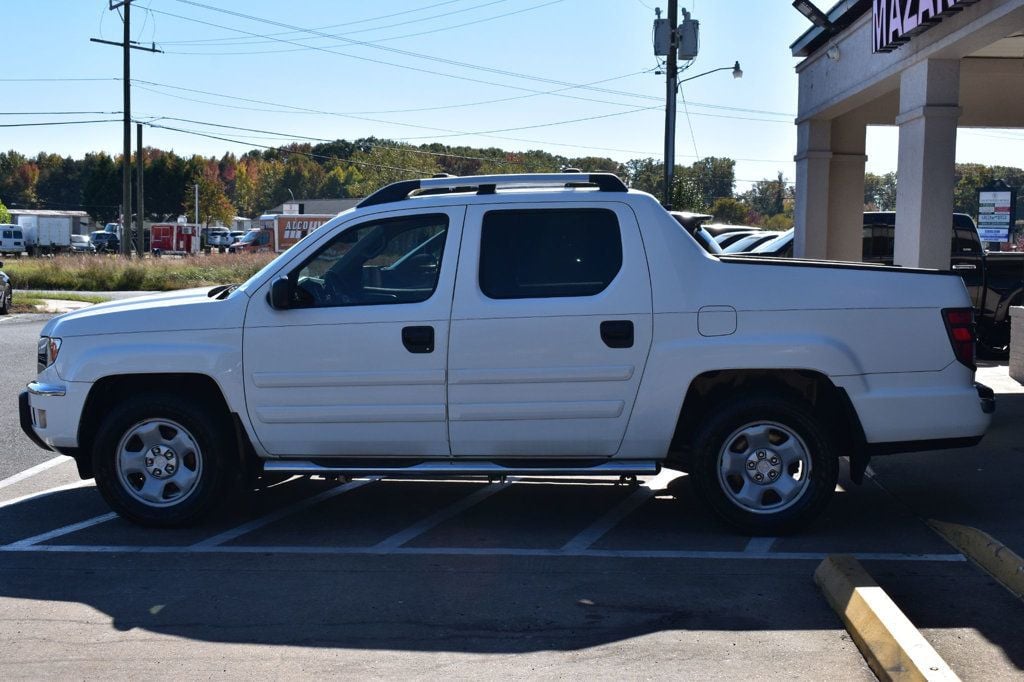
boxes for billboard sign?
[977,185,1016,243]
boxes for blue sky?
[3,0,1022,191]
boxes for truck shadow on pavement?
[0,473,1021,663]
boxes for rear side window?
[479,209,622,299]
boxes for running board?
[263,460,659,477]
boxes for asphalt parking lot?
[1,314,1022,679]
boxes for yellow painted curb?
[814,555,959,682]
[928,520,1024,600]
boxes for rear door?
[448,202,653,458]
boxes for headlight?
[37,336,61,373]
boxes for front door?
[243,207,464,457]
[448,203,653,458]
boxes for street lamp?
[678,61,743,85]
[663,61,742,209]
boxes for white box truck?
[18,215,73,254]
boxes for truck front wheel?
[689,395,838,535]
[92,393,233,527]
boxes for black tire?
[92,392,234,527]
[0,285,10,314]
[688,394,839,535]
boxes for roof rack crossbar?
[356,173,627,208]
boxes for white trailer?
[15,213,75,254]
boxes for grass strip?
[3,253,275,292]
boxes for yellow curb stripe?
[814,555,959,682]
[928,520,1024,600]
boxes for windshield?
[72,235,88,243]
[239,231,259,244]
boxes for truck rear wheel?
[688,395,838,535]
[92,393,233,527]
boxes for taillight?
[942,308,976,370]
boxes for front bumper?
[19,389,52,452]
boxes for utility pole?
[194,183,200,226]
[90,0,161,256]
[136,123,144,256]
[663,0,678,210]
[121,0,131,255]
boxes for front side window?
[479,208,622,299]
[290,213,448,308]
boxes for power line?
[162,0,515,46]
[159,0,471,44]
[144,122,437,176]
[0,119,122,128]
[149,2,663,108]
[165,0,564,51]
[141,115,529,167]
[0,111,121,116]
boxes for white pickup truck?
[19,173,995,534]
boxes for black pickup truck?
[863,212,1024,355]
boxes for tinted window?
[862,223,894,263]
[479,209,622,299]
[2,231,10,239]
[292,213,448,308]
[952,228,978,255]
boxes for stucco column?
[826,116,868,261]
[894,59,962,269]
[794,119,831,259]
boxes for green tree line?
[1,140,1020,230]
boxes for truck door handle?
[952,264,977,270]
[402,326,435,353]
[600,320,634,349]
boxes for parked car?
[69,234,96,254]
[0,261,10,314]
[227,228,271,254]
[722,232,780,254]
[747,228,794,258]
[20,173,993,535]
[90,231,119,253]
[0,224,25,256]
[207,227,232,250]
[228,230,246,245]
[715,230,762,249]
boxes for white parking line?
[744,536,777,553]
[0,480,94,510]
[0,542,967,562]
[373,481,510,550]
[4,512,118,549]
[191,477,376,548]
[561,486,654,552]
[0,455,72,490]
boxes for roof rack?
[356,173,628,209]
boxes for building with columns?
[791,0,1024,267]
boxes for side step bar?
[263,460,659,478]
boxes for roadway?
[1,314,1021,678]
